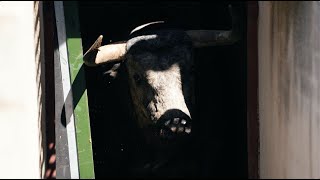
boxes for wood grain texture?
[258,1,320,178]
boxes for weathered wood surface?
[258,1,320,178]
[54,1,79,178]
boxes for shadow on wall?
[34,1,50,179]
[42,1,56,179]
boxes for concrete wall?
[258,1,320,178]
[0,1,45,178]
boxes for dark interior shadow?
[76,1,248,178]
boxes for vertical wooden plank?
[258,1,320,178]
[54,1,79,178]
[247,1,259,179]
[42,1,56,178]
[54,32,72,179]
[63,1,95,179]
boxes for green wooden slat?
[63,1,95,178]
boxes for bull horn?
[130,21,165,35]
[83,35,127,67]
[186,5,242,47]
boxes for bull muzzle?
[158,117,192,138]
[145,109,193,147]
[143,118,192,148]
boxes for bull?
[82,4,242,176]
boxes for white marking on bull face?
[146,63,191,121]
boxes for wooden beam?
[258,2,320,178]
[54,1,79,178]
[247,1,259,179]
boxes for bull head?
[83,5,242,146]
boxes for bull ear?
[186,4,243,47]
[83,35,127,67]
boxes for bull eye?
[133,73,142,85]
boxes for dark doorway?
[78,1,248,178]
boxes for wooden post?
[258,1,320,178]
[247,1,259,179]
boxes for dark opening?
[78,1,247,178]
